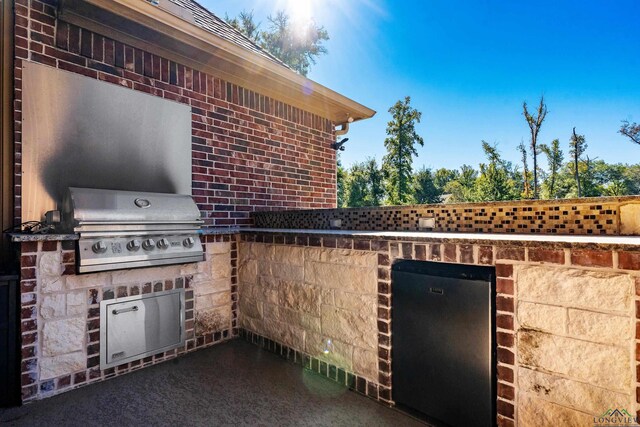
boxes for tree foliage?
[569,127,587,197]
[225,10,328,76]
[475,142,518,201]
[620,120,640,145]
[522,97,548,198]
[413,167,442,204]
[539,139,564,199]
[343,158,385,207]
[382,97,424,205]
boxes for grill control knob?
[92,241,107,254]
[157,238,170,250]
[183,237,195,248]
[127,239,141,252]
[142,239,155,251]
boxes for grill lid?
[62,187,203,232]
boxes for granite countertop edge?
[9,228,640,250]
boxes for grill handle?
[112,305,139,315]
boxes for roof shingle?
[167,0,290,70]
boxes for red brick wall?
[13,0,337,227]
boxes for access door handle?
[112,305,138,315]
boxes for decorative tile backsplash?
[252,197,640,235]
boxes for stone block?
[239,296,262,320]
[518,392,594,427]
[210,253,231,278]
[41,276,65,293]
[321,289,335,306]
[195,305,231,335]
[305,262,376,294]
[111,265,181,285]
[276,306,321,333]
[517,329,630,392]
[335,291,377,317]
[305,332,353,369]
[263,319,304,350]
[271,263,304,282]
[39,252,62,277]
[238,243,252,264]
[179,263,199,276]
[353,347,378,381]
[517,302,566,335]
[40,352,85,380]
[67,272,111,290]
[278,282,321,315]
[252,243,273,261]
[239,314,263,335]
[66,292,85,316]
[256,276,280,304]
[517,265,632,313]
[209,290,231,308]
[207,242,230,255]
[518,367,631,414]
[620,203,640,235]
[272,245,304,266]
[40,294,66,319]
[305,247,377,267]
[43,317,85,356]
[238,259,257,285]
[321,305,377,350]
[567,309,632,345]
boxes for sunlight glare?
[287,0,313,21]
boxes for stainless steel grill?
[62,187,204,273]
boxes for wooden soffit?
[58,0,376,124]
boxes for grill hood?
[62,187,203,234]
[61,187,204,273]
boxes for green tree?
[539,139,564,199]
[433,168,458,192]
[382,96,424,205]
[344,158,385,207]
[225,10,329,76]
[517,140,532,199]
[413,167,442,204]
[225,10,261,42]
[345,163,369,207]
[364,158,385,206]
[443,165,477,203]
[620,120,640,145]
[336,154,347,207]
[475,142,517,202]
[522,97,548,198]
[569,127,587,197]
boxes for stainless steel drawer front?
[100,289,185,369]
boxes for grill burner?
[62,187,204,273]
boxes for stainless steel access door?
[100,289,185,369]
[392,260,495,427]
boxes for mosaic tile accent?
[252,197,640,235]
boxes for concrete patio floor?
[0,340,426,426]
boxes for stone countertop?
[241,228,640,249]
[200,227,241,235]
[9,233,79,242]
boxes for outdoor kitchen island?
[11,196,640,427]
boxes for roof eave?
[58,0,376,124]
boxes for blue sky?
[201,0,640,170]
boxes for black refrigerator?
[392,260,496,427]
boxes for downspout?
[335,116,354,137]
